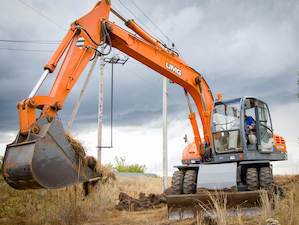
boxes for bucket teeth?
[2,117,100,190]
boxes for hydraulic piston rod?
[29,69,50,98]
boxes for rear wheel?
[246,168,259,190]
[183,170,197,194]
[171,170,184,194]
[259,167,273,190]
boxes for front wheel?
[183,170,197,194]
[259,167,273,190]
[171,170,184,194]
[246,168,259,191]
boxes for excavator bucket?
[166,191,262,220]
[2,117,100,190]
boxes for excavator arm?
[18,1,111,135]
[3,0,214,190]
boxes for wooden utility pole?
[97,47,105,163]
[97,53,128,164]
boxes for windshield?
[256,101,272,131]
[255,100,274,152]
[212,99,242,153]
[213,99,241,132]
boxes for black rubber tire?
[183,170,197,194]
[171,170,184,194]
[259,167,273,190]
[246,167,259,191]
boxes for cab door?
[211,99,243,153]
[255,100,274,153]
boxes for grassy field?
[0,175,298,225]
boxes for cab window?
[212,99,242,153]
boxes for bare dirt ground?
[84,207,195,225]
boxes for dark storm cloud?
[0,0,298,133]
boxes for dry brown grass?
[0,179,100,225]
[193,176,299,225]
[0,175,298,225]
[207,192,228,225]
[274,175,299,187]
[0,175,168,225]
[66,134,86,160]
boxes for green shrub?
[114,157,146,173]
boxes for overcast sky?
[0,0,298,175]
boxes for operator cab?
[211,97,274,154]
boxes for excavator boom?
[3,0,213,190]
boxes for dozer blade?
[166,191,262,220]
[2,117,100,190]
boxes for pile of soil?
[82,156,116,196]
[66,134,116,180]
[66,134,116,196]
[66,134,86,160]
[115,192,167,211]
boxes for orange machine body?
[182,142,201,163]
[17,0,213,159]
[274,134,286,152]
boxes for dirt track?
[84,207,195,225]
[84,192,196,225]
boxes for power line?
[126,60,141,66]
[0,47,53,52]
[17,0,66,31]
[129,0,173,45]
[128,0,181,55]
[116,0,165,44]
[0,39,60,44]
[125,61,161,90]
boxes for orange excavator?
[2,0,287,219]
